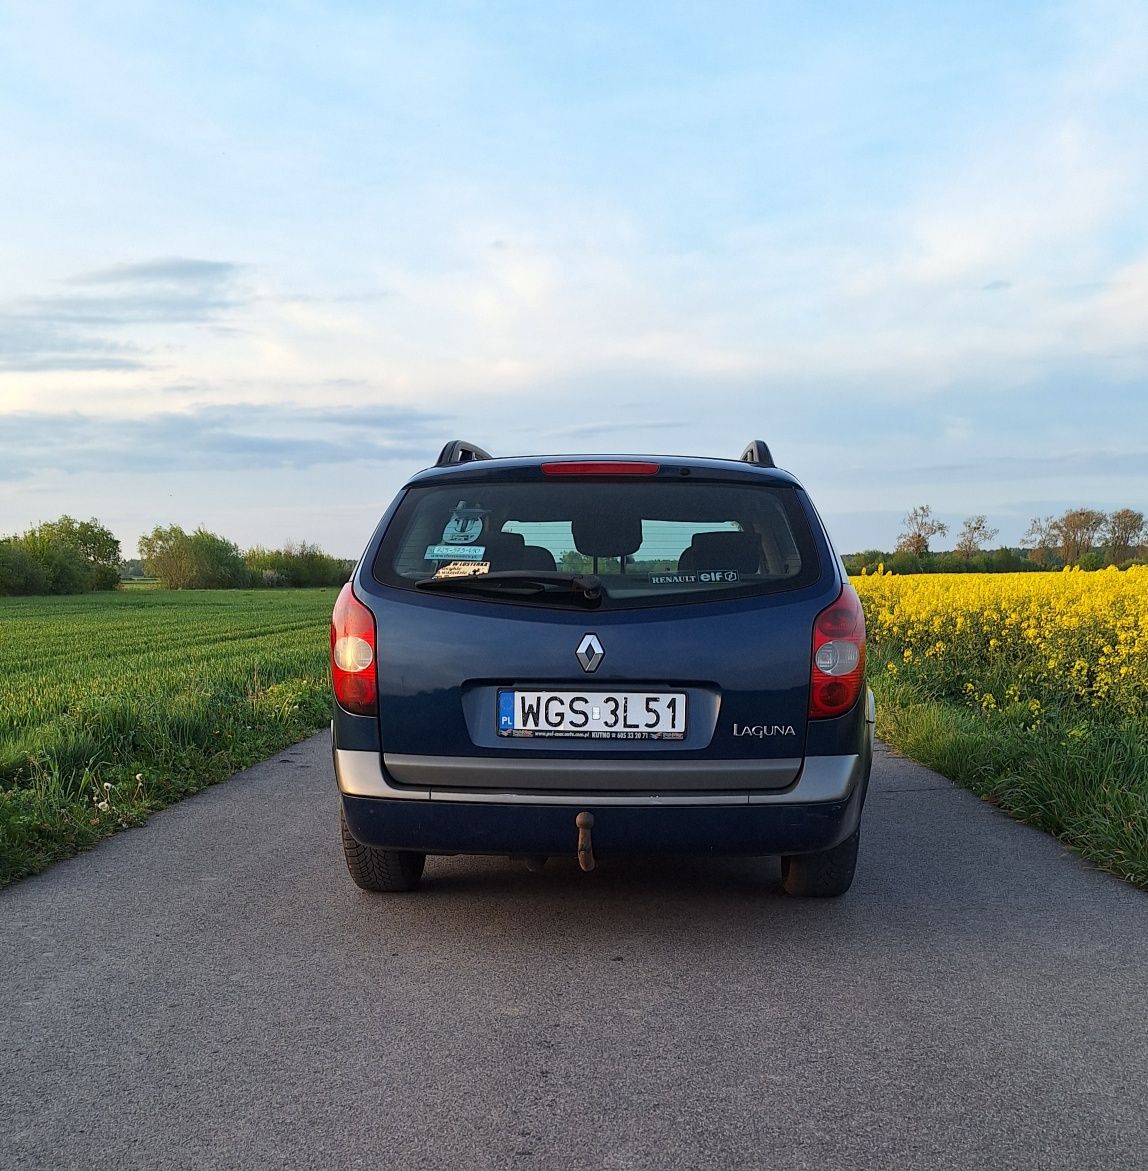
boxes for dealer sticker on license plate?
[498,690,687,739]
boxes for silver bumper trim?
[748,752,864,804]
[336,747,429,800]
[384,753,801,792]
[334,748,863,807]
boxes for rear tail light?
[331,582,377,716]
[809,584,866,719]
[541,461,660,476]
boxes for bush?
[4,517,353,595]
[139,525,196,589]
[140,525,252,589]
[846,547,1052,575]
[188,529,248,588]
[843,549,886,576]
[0,516,122,596]
[33,542,94,594]
[0,543,49,596]
[245,542,352,588]
[2,535,91,595]
[887,550,924,575]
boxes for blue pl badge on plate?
[498,691,515,733]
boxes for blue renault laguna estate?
[331,440,874,896]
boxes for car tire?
[780,827,859,897]
[340,808,426,892]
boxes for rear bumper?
[335,744,872,857]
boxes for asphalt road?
[2,735,1146,1171]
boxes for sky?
[1,0,1146,558]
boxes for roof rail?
[435,440,493,467]
[739,440,776,468]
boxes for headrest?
[483,531,525,551]
[687,531,760,574]
[572,514,643,558]
[480,531,526,571]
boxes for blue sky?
[1,0,1145,556]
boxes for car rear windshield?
[373,479,822,608]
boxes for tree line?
[845,505,1147,575]
[0,516,353,596]
[137,526,353,590]
[6,504,1141,596]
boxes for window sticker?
[649,571,740,585]
[425,544,487,561]
[433,561,490,579]
[441,503,487,544]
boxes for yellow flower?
[854,567,1147,720]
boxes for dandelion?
[96,800,110,812]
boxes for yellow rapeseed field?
[854,567,1148,720]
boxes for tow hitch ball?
[576,811,595,872]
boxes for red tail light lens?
[809,584,866,719]
[541,461,660,476]
[331,582,377,716]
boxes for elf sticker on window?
[441,504,487,544]
[425,544,486,561]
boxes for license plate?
[498,690,687,739]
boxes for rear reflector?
[541,461,660,476]
[331,582,377,716]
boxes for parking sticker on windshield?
[425,544,486,561]
[441,504,487,544]
[433,561,490,579]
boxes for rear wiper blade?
[415,570,603,607]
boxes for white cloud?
[1,1,1145,551]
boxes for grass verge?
[869,657,1148,890]
[0,589,336,887]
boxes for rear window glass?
[373,480,821,608]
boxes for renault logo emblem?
[576,633,604,673]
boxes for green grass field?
[868,665,1148,889]
[0,589,337,886]
[5,582,1144,892]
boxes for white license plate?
[498,690,687,739]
